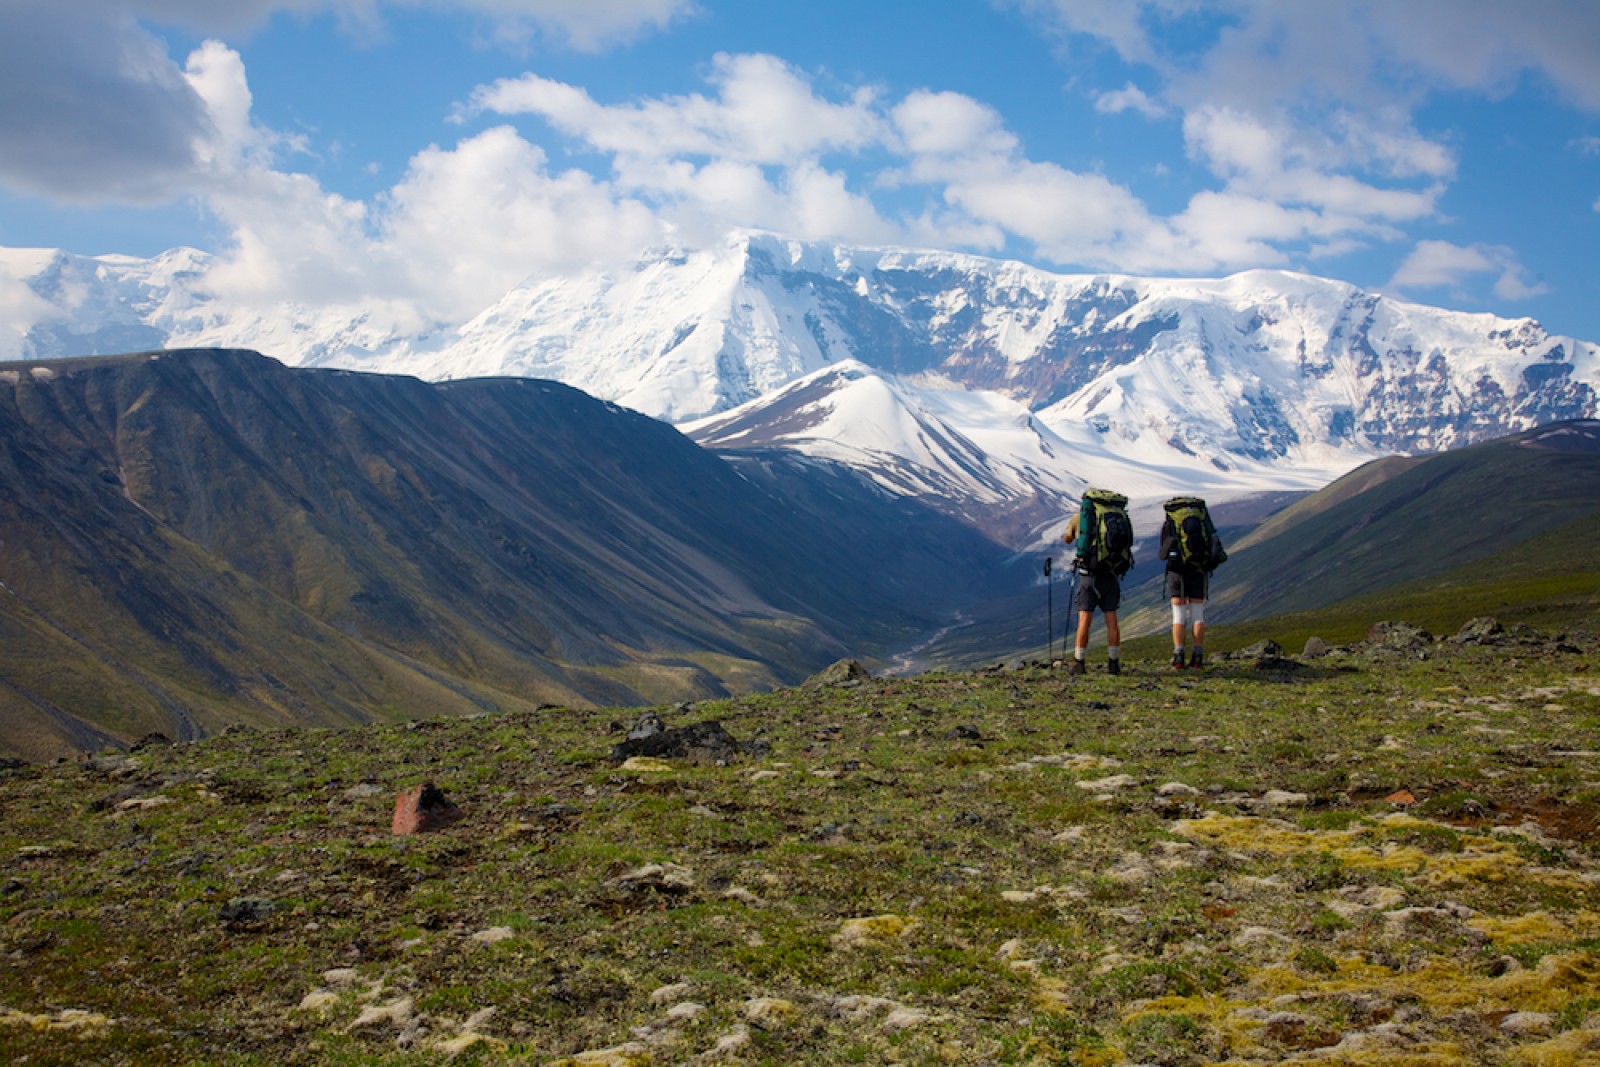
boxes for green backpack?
[1075,489,1134,576]
[1164,496,1227,572]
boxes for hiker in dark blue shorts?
[1064,503,1125,676]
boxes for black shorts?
[1165,567,1208,600]
[1075,568,1121,613]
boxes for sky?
[2,0,1599,341]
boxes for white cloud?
[1389,240,1547,303]
[1094,83,1166,119]
[472,53,884,166]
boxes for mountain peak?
[3,234,1596,543]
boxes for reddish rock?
[392,782,463,835]
[1385,789,1417,806]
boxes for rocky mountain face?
[0,349,1015,760]
[5,235,1595,542]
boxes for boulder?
[804,659,871,688]
[1366,620,1433,651]
[391,782,464,835]
[610,718,763,764]
[1451,616,1504,645]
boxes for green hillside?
[0,350,1017,761]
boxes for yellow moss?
[548,1044,654,1066]
[1505,1029,1600,1066]
[0,1008,112,1035]
[1469,911,1571,945]
[618,757,674,773]
[1249,951,1600,1018]
[833,913,919,948]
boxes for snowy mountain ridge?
[3,231,1596,550]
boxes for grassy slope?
[2,630,1598,1066]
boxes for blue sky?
[2,0,1599,340]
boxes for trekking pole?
[1064,557,1080,657]
[1043,556,1054,661]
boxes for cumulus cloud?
[471,53,884,168]
[1390,240,1547,303]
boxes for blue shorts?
[1075,568,1122,613]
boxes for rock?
[392,782,464,835]
[1499,1011,1554,1036]
[626,713,665,741]
[804,659,871,688]
[611,862,696,894]
[1452,616,1504,645]
[344,782,385,799]
[742,997,801,1029]
[1303,636,1331,658]
[547,1043,653,1066]
[1241,639,1284,658]
[219,896,277,923]
[1366,620,1433,651]
[1075,774,1138,793]
[610,719,759,764]
[833,914,919,949]
[349,996,415,1032]
[130,732,172,751]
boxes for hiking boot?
[1067,659,1086,676]
[1188,649,1205,669]
[1171,649,1186,670]
[1107,659,1121,676]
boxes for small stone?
[349,996,414,1032]
[612,862,696,894]
[298,991,340,1013]
[742,997,800,1029]
[1303,636,1331,658]
[1076,774,1138,793]
[1499,1011,1554,1036]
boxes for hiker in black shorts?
[1160,496,1226,668]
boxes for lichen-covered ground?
[3,628,1599,1065]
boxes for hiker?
[1064,489,1134,676]
[1160,496,1227,668]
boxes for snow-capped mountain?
[4,231,1596,550]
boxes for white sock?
[1108,645,1120,660]
[1074,648,1086,661]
